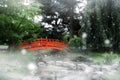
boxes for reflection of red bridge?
[18,38,68,50]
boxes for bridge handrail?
[18,38,68,50]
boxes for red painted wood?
[18,38,68,50]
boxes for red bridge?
[18,38,68,50]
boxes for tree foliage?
[38,0,84,39]
[81,0,120,52]
[0,0,48,46]
[0,14,47,46]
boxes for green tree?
[0,0,48,46]
[38,0,84,39]
[81,0,120,52]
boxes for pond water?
[0,50,120,80]
[34,52,120,80]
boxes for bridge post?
[46,37,48,48]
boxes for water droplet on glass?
[27,63,37,71]
[21,49,27,55]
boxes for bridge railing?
[18,38,68,50]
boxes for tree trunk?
[69,7,74,39]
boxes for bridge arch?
[18,38,68,50]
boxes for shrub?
[68,35,83,48]
[62,33,70,42]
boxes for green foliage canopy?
[81,0,120,52]
[0,0,48,46]
[38,0,84,39]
